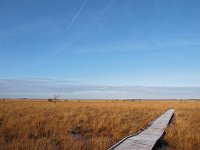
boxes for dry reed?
[0,99,199,150]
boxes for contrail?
[41,0,88,62]
[66,0,88,32]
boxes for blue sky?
[0,0,200,99]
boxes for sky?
[0,0,200,99]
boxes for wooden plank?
[108,109,174,150]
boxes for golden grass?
[164,101,200,150]
[0,99,199,150]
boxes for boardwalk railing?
[108,109,174,150]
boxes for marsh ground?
[0,99,199,150]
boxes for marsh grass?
[164,103,200,150]
[0,100,199,150]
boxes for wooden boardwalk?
[108,109,174,150]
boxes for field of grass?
[164,101,200,150]
[0,99,199,150]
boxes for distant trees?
[54,95,60,101]
[48,98,53,102]
[48,95,60,103]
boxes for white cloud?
[0,78,200,99]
